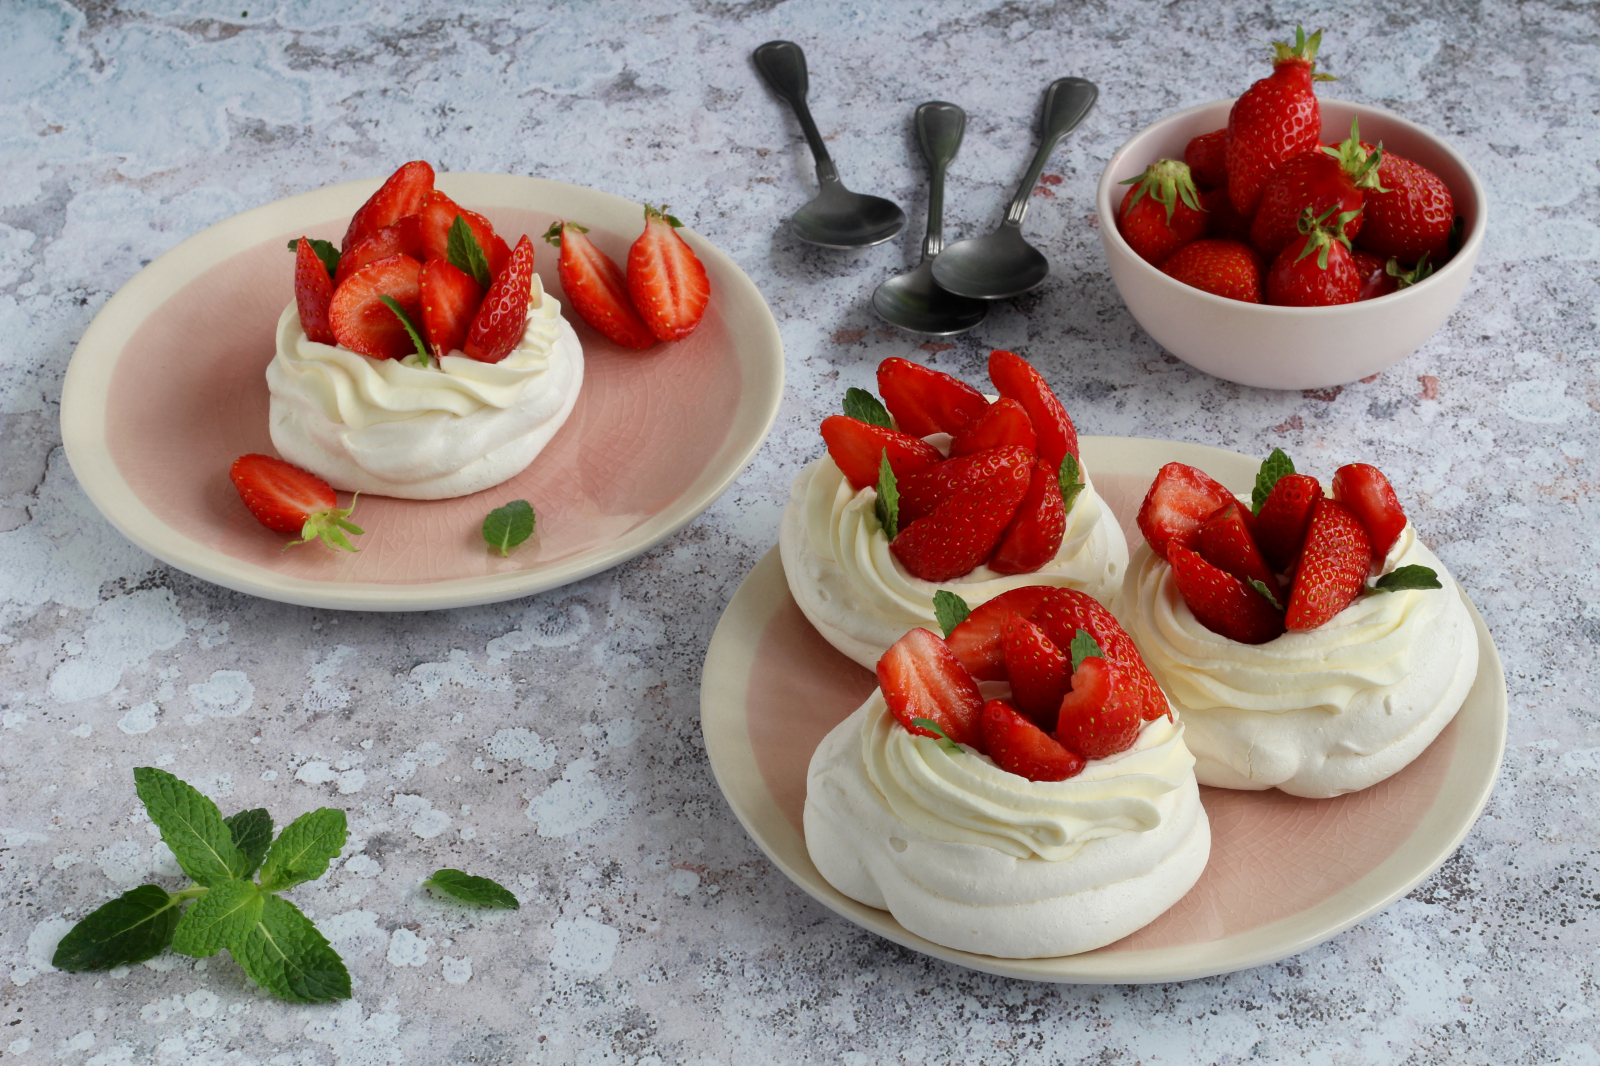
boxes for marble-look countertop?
[3,1,1596,1062]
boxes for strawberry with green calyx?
[463,235,536,363]
[1226,26,1337,217]
[1284,498,1371,630]
[876,627,984,747]
[1254,473,1323,572]
[544,220,657,350]
[1116,159,1209,265]
[341,160,434,253]
[897,445,1031,526]
[1159,238,1264,303]
[1184,129,1229,190]
[1357,251,1434,301]
[989,459,1068,575]
[1169,543,1287,644]
[989,349,1079,470]
[293,238,337,345]
[1249,119,1384,259]
[1001,617,1071,728]
[948,397,1037,458]
[876,358,989,437]
[982,699,1086,781]
[1356,152,1455,264]
[820,415,942,491]
[229,454,364,552]
[1265,206,1363,306]
[627,205,711,343]
[889,460,1031,582]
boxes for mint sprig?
[843,387,893,428]
[447,215,492,289]
[379,296,431,366]
[425,869,520,909]
[932,590,970,638]
[288,237,339,278]
[910,718,963,753]
[50,885,185,972]
[1252,448,1296,513]
[223,808,273,879]
[1366,564,1442,594]
[1059,453,1085,515]
[874,450,899,539]
[1069,629,1103,672]
[482,500,536,557]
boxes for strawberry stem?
[285,494,364,552]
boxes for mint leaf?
[446,215,492,289]
[1069,629,1103,672]
[1252,448,1296,513]
[172,880,262,959]
[225,809,273,880]
[874,450,899,539]
[1059,453,1085,515]
[932,590,970,638]
[232,894,350,1003]
[910,717,962,753]
[843,387,892,429]
[424,869,520,909]
[288,237,339,278]
[52,885,182,971]
[133,767,242,888]
[378,296,431,365]
[1249,578,1284,610]
[482,500,536,557]
[1367,564,1442,594]
[258,808,347,894]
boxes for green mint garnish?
[50,885,185,972]
[910,718,963,753]
[134,767,244,887]
[1069,629,1103,672]
[843,387,893,429]
[1252,448,1296,513]
[425,869,521,909]
[1366,564,1442,594]
[378,295,432,366]
[1059,453,1085,515]
[874,450,899,539]
[257,808,348,893]
[447,214,492,289]
[223,808,273,879]
[233,894,349,1003]
[288,237,340,278]
[1249,577,1284,610]
[482,500,536,557]
[933,590,970,638]
[170,879,263,958]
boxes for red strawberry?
[877,627,983,747]
[1168,544,1286,644]
[1028,587,1169,722]
[328,253,424,360]
[1159,239,1264,303]
[898,445,1031,526]
[335,216,425,289]
[463,235,535,363]
[627,205,711,342]
[293,238,336,345]
[1254,473,1324,572]
[1284,498,1371,630]
[1356,152,1454,263]
[1196,502,1282,599]
[989,460,1067,575]
[418,259,480,358]
[1054,657,1142,760]
[1351,248,1393,300]
[341,161,434,253]
[1185,128,1229,190]
[1226,27,1333,217]
[1116,159,1209,265]
[944,585,1057,681]
[417,191,512,278]
[1001,617,1071,729]
[949,397,1037,458]
[982,699,1085,781]
[1199,188,1254,242]
[1330,463,1407,564]
[988,350,1078,469]
[1265,207,1363,306]
[890,465,1031,582]
[228,454,363,551]
[820,416,944,491]
[876,358,989,436]
[1136,462,1237,560]
[544,220,656,349]
[1249,124,1382,259]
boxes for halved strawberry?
[342,161,434,253]
[419,258,480,358]
[876,358,989,436]
[229,454,363,551]
[1331,463,1406,565]
[1196,502,1282,600]
[989,459,1067,575]
[1001,617,1071,729]
[463,235,535,363]
[898,446,1031,526]
[627,205,711,342]
[1054,657,1142,760]
[988,350,1079,469]
[335,216,425,288]
[949,397,1037,458]
[1029,588,1169,722]
[819,416,943,491]
[1254,473,1324,572]
[1136,462,1237,560]
[1169,543,1286,644]
[944,585,1058,681]
[417,191,512,278]
[328,253,423,360]
[1285,498,1371,630]
[981,699,1085,781]
[544,220,655,349]
[890,464,1031,582]
[293,238,336,345]
[877,627,983,747]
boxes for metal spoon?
[930,77,1098,299]
[753,40,907,248]
[872,102,989,335]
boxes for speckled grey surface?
[3,1,1597,1062]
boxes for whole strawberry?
[1356,152,1455,263]
[1249,120,1383,259]
[1159,239,1264,303]
[1266,207,1362,306]
[1226,26,1336,217]
[1117,159,1208,265]
[1184,129,1229,190]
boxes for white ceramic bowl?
[1096,98,1486,390]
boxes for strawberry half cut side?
[1254,473,1324,572]
[1136,462,1237,560]
[819,416,943,491]
[1330,463,1406,565]
[419,258,481,359]
[293,238,336,345]
[463,235,536,363]
[944,585,1057,681]
[627,205,711,343]
[328,253,424,360]
[417,192,512,279]
[988,349,1079,469]
[1054,657,1142,761]
[545,221,656,349]
[342,161,434,253]
[981,699,1085,782]
[1169,543,1286,645]
[877,357,989,437]
[1284,498,1372,630]
[229,454,364,552]
[877,627,984,748]
[336,217,426,289]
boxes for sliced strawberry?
[898,446,1031,526]
[419,258,480,358]
[890,464,1031,582]
[229,454,363,551]
[949,398,1037,459]
[293,237,336,345]
[1169,543,1286,644]
[417,191,512,278]
[1254,473,1324,572]
[626,204,711,342]
[876,358,989,436]
[328,253,424,360]
[1330,463,1406,565]
[989,460,1067,575]
[981,699,1085,781]
[876,627,983,747]
[335,216,425,289]
[1054,657,1142,761]
[819,416,943,491]
[342,161,434,253]
[463,235,535,363]
[988,350,1079,469]
[1196,502,1282,600]
[945,585,1058,681]
[1029,588,1169,722]
[1001,617,1071,730]
[1285,498,1372,630]
[1136,462,1238,560]
[544,221,655,349]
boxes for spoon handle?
[1003,77,1098,227]
[915,101,967,259]
[753,41,840,185]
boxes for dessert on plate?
[805,587,1208,958]
[1115,450,1477,798]
[779,352,1129,670]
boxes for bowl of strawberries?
[1095,28,1486,390]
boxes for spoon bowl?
[873,260,989,334]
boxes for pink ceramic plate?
[700,437,1507,983]
[61,174,783,610]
